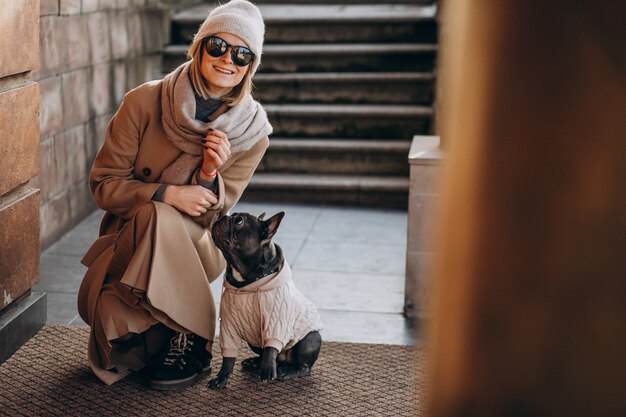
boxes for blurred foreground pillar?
[427,1,626,416]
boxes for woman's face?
[199,32,251,98]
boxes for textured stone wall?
[0,0,41,312]
[34,0,169,249]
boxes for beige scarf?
[158,61,273,185]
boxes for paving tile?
[36,253,87,294]
[308,206,407,244]
[318,309,417,345]
[68,314,88,327]
[46,292,79,325]
[46,210,102,256]
[291,269,404,314]
[294,239,406,276]
[273,236,307,266]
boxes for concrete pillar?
[0,0,46,362]
[405,135,443,321]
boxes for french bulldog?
[207,211,323,389]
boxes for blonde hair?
[187,36,254,107]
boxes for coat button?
[143,167,152,177]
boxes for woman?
[77,0,272,390]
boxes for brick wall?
[34,0,169,249]
[0,0,41,312]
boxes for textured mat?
[0,326,425,416]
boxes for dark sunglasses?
[203,36,255,67]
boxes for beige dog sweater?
[219,261,323,358]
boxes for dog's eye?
[235,217,244,226]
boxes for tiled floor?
[36,202,416,345]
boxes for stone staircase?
[164,1,438,209]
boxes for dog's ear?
[262,211,285,242]
[258,212,266,220]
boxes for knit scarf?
[158,61,273,185]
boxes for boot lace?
[163,333,194,367]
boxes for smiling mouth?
[213,65,234,75]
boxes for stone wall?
[0,0,41,312]
[34,0,169,249]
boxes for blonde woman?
[77,0,272,390]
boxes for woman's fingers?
[205,192,218,205]
[206,128,227,140]
[203,138,231,158]
[200,188,218,205]
[203,140,229,157]
[203,132,231,152]
[204,148,225,167]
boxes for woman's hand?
[163,185,218,217]
[201,128,231,177]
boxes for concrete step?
[265,104,432,139]
[243,173,409,209]
[253,72,435,105]
[259,138,411,175]
[163,43,437,74]
[172,4,437,44]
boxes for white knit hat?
[193,0,265,77]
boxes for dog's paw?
[276,365,311,381]
[259,362,277,382]
[241,357,261,373]
[207,375,229,390]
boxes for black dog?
[208,211,323,389]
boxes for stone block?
[69,181,97,222]
[0,0,39,78]
[55,125,88,191]
[128,12,143,54]
[116,0,130,9]
[40,0,59,16]
[142,54,162,82]
[141,11,165,54]
[0,83,40,197]
[84,119,98,166]
[131,0,145,7]
[110,11,130,59]
[40,16,67,78]
[65,15,90,70]
[60,0,81,15]
[39,137,58,202]
[95,113,112,150]
[62,69,90,128]
[90,63,113,117]
[39,76,64,137]
[99,0,116,10]
[82,0,99,13]
[87,12,111,64]
[40,191,71,249]
[125,58,140,91]
[0,190,40,311]
[113,61,127,105]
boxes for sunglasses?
[203,36,255,67]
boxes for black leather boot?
[185,333,212,375]
[148,332,201,391]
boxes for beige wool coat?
[77,80,269,385]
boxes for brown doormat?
[0,326,425,416]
